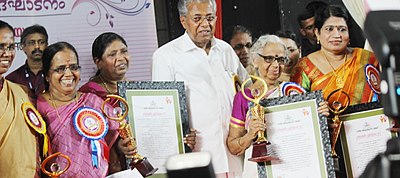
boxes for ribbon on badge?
[21,102,51,157]
[73,107,108,168]
[281,82,306,96]
[365,64,381,94]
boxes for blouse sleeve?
[230,89,250,129]
[291,57,312,91]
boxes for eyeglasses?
[25,40,47,47]
[51,64,81,74]
[233,43,252,50]
[189,14,216,24]
[0,44,16,54]
[258,53,288,64]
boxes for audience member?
[297,1,327,57]
[223,25,256,75]
[274,30,300,82]
[152,0,248,177]
[6,24,48,99]
[0,20,40,178]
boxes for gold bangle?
[237,137,245,149]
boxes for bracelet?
[237,137,245,149]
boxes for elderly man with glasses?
[152,0,248,177]
[7,24,48,100]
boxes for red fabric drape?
[215,0,222,39]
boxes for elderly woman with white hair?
[226,34,329,177]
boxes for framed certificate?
[118,81,190,177]
[259,90,335,178]
[339,102,396,178]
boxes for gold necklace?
[98,74,113,94]
[321,50,347,88]
[50,92,78,121]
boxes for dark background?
[154,0,365,48]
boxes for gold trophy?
[326,89,350,171]
[41,152,71,178]
[241,75,278,162]
[101,95,158,177]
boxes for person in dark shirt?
[297,9,320,57]
[6,24,48,99]
[297,1,327,57]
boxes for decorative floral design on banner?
[72,0,151,27]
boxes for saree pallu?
[0,80,38,177]
[291,48,380,105]
[37,92,119,178]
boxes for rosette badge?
[73,107,109,168]
[21,102,51,157]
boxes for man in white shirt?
[152,0,248,177]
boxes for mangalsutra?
[321,50,347,88]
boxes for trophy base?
[248,141,279,162]
[248,155,279,162]
[131,157,158,177]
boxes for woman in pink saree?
[36,42,131,177]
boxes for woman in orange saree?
[292,47,380,105]
[291,5,380,106]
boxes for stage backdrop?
[2,0,158,83]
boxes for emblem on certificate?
[21,102,51,157]
[241,75,279,162]
[73,107,108,168]
[41,152,71,178]
[102,95,158,177]
[365,64,381,94]
[281,82,306,96]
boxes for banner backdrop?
[2,0,157,82]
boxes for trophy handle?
[326,89,351,114]
[241,75,268,104]
[41,152,71,178]
[101,94,128,122]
